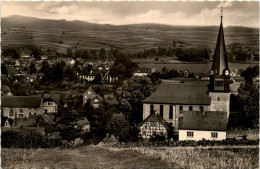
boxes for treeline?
[132,47,211,62]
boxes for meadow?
[138,62,258,73]
[2,145,258,169]
[2,24,259,53]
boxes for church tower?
[209,8,231,118]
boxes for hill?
[2,15,117,31]
[2,15,259,52]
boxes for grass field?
[2,145,258,169]
[2,25,259,52]
[138,62,258,73]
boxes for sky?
[1,1,259,28]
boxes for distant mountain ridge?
[2,15,258,32]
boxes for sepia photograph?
[1,1,259,168]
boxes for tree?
[110,53,138,79]
[29,63,37,74]
[99,48,106,61]
[92,74,102,84]
[30,47,41,60]
[241,65,259,83]
[3,48,20,59]
[236,83,259,128]
[51,63,63,82]
[115,76,153,123]
[57,107,82,144]
[109,113,139,142]
[1,63,8,75]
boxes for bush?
[149,133,166,142]
[1,130,62,148]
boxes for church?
[140,11,231,140]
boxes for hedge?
[2,130,62,148]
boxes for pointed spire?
[211,7,229,76]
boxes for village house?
[132,68,151,77]
[1,85,13,96]
[139,113,173,139]
[78,63,118,83]
[178,111,227,141]
[141,13,231,139]
[1,96,44,119]
[82,86,103,108]
[42,93,64,113]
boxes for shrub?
[1,130,62,148]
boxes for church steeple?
[209,8,230,93]
[211,7,229,76]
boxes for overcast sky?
[2,1,259,28]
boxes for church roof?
[143,82,211,105]
[178,111,227,131]
[211,14,229,76]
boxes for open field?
[2,145,258,169]
[138,62,258,73]
[2,23,259,52]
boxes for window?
[189,106,193,111]
[160,105,163,117]
[200,106,204,112]
[19,114,23,118]
[88,91,92,94]
[150,104,154,114]
[218,97,220,101]
[215,80,224,87]
[10,108,14,116]
[179,106,183,111]
[1,108,4,116]
[211,132,218,138]
[169,105,173,119]
[19,109,23,113]
[187,132,194,138]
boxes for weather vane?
[221,7,223,22]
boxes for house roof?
[15,115,39,127]
[43,94,61,106]
[83,86,103,101]
[230,82,241,92]
[77,117,90,126]
[7,67,17,74]
[1,85,11,92]
[143,82,211,105]
[133,67,151,74]
[37,114,55,125]
[1,96,42,108]
[178,111,227,131]
[139,113,172,131]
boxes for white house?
[178,111,227,141]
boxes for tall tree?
[29,63,37,74]
[99,48,106,61]
[1,63,8,75]
[115,76,153,123]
